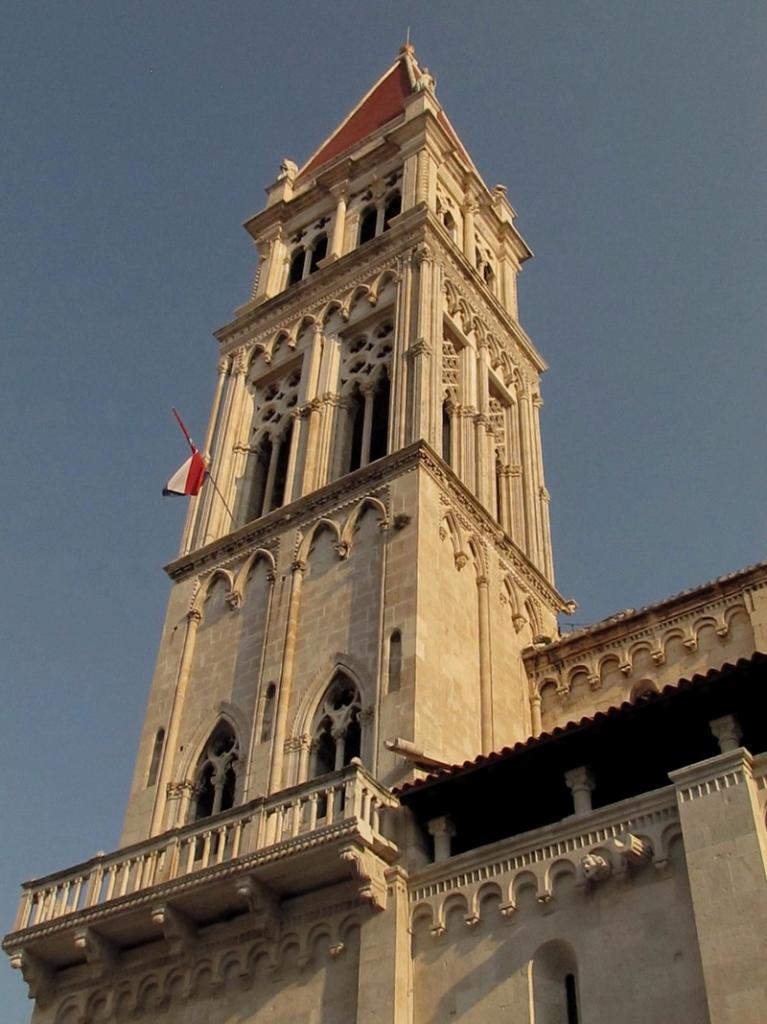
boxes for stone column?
[410,244,435,443]
[564,766,595,816]
[328,186,348,260]
[709,714,742,753]
[476,573,494,753]
[210,348,248,541]
[391,256,413,448]
[182,356,228,555]
[269,560,306,793]
[151,609,202,835]
[532,392,554,579]
[427,817,456,863]
[670,749,767,1024]
[517,385,540,567]
[259,228,287,300]
[360,382,376,466]
[462,198,477,263]
[530,690,543,737]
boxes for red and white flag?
[163,408,207,497]
[163,448,206,496]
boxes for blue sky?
[1,2,765,1017]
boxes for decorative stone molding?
[339,844,388,911]
[409,789,677,936]
[151,904,198,957]
[9,950,53,1007]
[73,926,118,976]
[234,876,280,939]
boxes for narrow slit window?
[309,234,327,273]
[270,421,293,510]
[146,728,165,788]
[383,191,401,230]
[388,631,402,693]
[369,373,390,462]
[260,683,276,742]
[442,402,452,467]
[359,206,377,244]
[287,248,305,286]
[565,974,579,1024]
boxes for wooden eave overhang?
[398,654,767,856]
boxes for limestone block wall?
[409,828,708,1024]
[414,464,560,760]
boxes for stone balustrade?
[9,763,396,937]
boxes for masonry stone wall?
[411,835,708,1023]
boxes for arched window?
[383,191,401,230]
[260,683,276,742]
[243,434,272,524]
[359,206,377,245]
[287,248,305,286]
[368,371,390,462]
[346,387,365,473]
[483,262,495,290]
[309,234,327,274]
[531,940,580,1024]
[443,210,457,241]
[442,401,452,467]
[269,420,293,510]
[312,673,362,777]
[387,631,402,693]
[192,721,239,821]
[146,728,165,788]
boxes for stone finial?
[277,158,297,182]
[709,714,743,754]
[564,765,595,816]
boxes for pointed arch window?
[346,386,365,473]
[368,370,390,462]
[146,728,165,788]
[442,400,453,467]
[443,210,457,241]
[192,721,239,821]
[269,419,294,510]
[383,190,401,230]
[288,248,305,287]
[309,234,327,274]
[359,205,377,245]
[260,683,276,742]
[242,434,273,524]
[311,673,362,777]
[387,631,402,693]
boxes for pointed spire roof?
[298,46,418,181]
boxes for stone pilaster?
[670,749,767,1024]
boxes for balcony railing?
[9,763,397,937]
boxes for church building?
[4,44,767,1024]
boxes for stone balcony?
[3,763,398,999]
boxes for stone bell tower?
[115,42,566,849]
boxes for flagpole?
[171,408,235,526]
[204,468,235,527]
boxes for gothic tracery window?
[238,365,302,523]
[311,673,362,777]
[335,322,393,477]
[192,721,239,821]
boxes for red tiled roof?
[396,654,766,796]
[299,59,414,180]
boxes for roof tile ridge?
[296,57,407,180]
